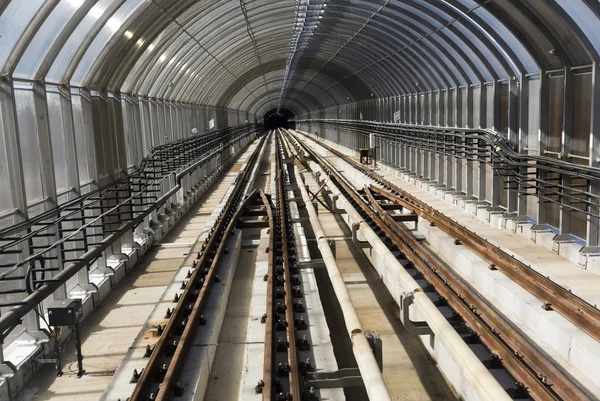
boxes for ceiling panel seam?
[309,1,499,98]
[149,0,258,103]
[289,0,390,104]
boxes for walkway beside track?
[379,169,600,305]
[297,161,458,400]
[300,132,600,395]
[308,132,600,307]
[16,142,260,401]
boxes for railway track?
[262,132,306,400]
[260,186,276,401]
[128,134,268,401]
[127,131,317,401]
[285,129,596,401]
[292,130,600,346]
[0,125,256,344]
[113,127,599,401]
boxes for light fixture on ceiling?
[277,0,327,113]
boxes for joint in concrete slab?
[288,197,306,206]
[400,292,433,336]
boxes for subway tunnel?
[1,1,600,401]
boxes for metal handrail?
[0,124,254,240]
[0,124,257,340]
[298,119,600,219]
[298,119,600,176]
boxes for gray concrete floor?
[300,166,458,401]
[376,167,600,308]
[16,148,256,401]
[16,139,461,401]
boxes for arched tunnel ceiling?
[1,0,600,118]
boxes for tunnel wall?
[0,81,249,231]
[297,70,600,247]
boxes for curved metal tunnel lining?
[0,0,599,249]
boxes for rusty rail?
[287,130,594,401]
[129,135,267,401]
[296,130,600,345]
[363,187,589,401]
[261,189,275,401]
[273,132,303,398]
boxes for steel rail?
[287,130,595,401]
[370,184,600,331]
[274,132,303,399]
[296,130,600,345]
[130,134,268,401]
[362,188,589,401]
[260,189,275,401]
[280,131,393,401]
[0,129,253,340]
[156,189,263,401]
[294,130,600,341]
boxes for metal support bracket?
[352,223,371,249]
[306,330,383,389]
[328,239,336,259]
[330,194,339,213]
[400,292,433,336]
[364,331,383,371]
[305,368,363,389]
[297,259,326,269]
